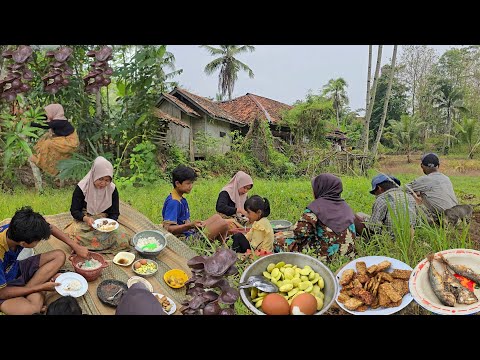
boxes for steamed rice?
[136,236,161,252]
[78,258,102,270]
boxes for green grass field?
[2,171,479,315]
[2,174,478,224]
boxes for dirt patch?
[470,211,480,247]
[377,155,480,177]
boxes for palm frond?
[204,58,224,75]
[199,45,225,56]
[235,59,254,78]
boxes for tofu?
[356,261,367,275]
[340,269,355,286]
[390,269,412,280]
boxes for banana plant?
[0,105,45,176]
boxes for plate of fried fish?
[409,249,480,315]
[336,256,413,315]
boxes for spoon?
[141,243,158,251]
[238,275,279,293]
[106,288,124,301]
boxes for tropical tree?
[399,45,437,115]
[432,79,466,154]
[200,45,255,100]
[282,92,335,147]
[371,45,398,159]
[322,77,349,128]
[361,45,383,153]
[387,115,425,162]
[451,117,480,159]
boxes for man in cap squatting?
[407,153,458,223]
[354,174,417,239]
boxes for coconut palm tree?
[387,115,425,163]
[322,78,349,128]
[432,80,466,155]
[200,45,255,100]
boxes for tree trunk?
[443,106,451,155]
[335,100,340,128]
[362,45,383,154]
[96,91,102,119]
[28,159,43,193]
[366,45,372,112]
[371,45,397,159]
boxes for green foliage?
[451,117,480,158]
[194,131,222,159]
[115,140,160,188]
[0,103,44,179]
[282,92,335,147]
[386,115,425,161]
[369,64,409,145]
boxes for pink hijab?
[45,104,67,121]
[221,171,253,212]
[77,156,116,215]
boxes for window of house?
[219,131,226,138]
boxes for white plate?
[336,256,413,315]
[92,218,119,232]
[55,272,88,298]
[409,249,480,315]
[152,293,176,315]
[127,276,154,292]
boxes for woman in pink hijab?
[64,156,129,252]
[30,103,79,176]
[216,171,253,226]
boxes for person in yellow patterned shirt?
[231,195,273,253]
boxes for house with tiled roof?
[156,87,292,160]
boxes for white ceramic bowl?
[127,276,154,292]
[112,252,135,267]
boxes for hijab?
[45,104,68,121]
[307,173,355,234]
[77,156,115,215]
[221,171,253,212]
[115,283,166,315]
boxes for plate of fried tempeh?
[409,249,480,315]
[336,256,413,315]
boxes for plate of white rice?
[55,272,88,298]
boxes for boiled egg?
[261,293,290,315]
[290,293,317,315]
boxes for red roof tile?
[218,93,292,125]
[173,88,245,126]
[160,93,200,117]
[153,108,190,128]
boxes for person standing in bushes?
[64,156,129,252]
[162,165,229,241]
[275,174,356,263]
[215,171,254,228]
[0,207,88,315]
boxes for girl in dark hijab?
[276,174,356,262]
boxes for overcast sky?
[167,45,457,115]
